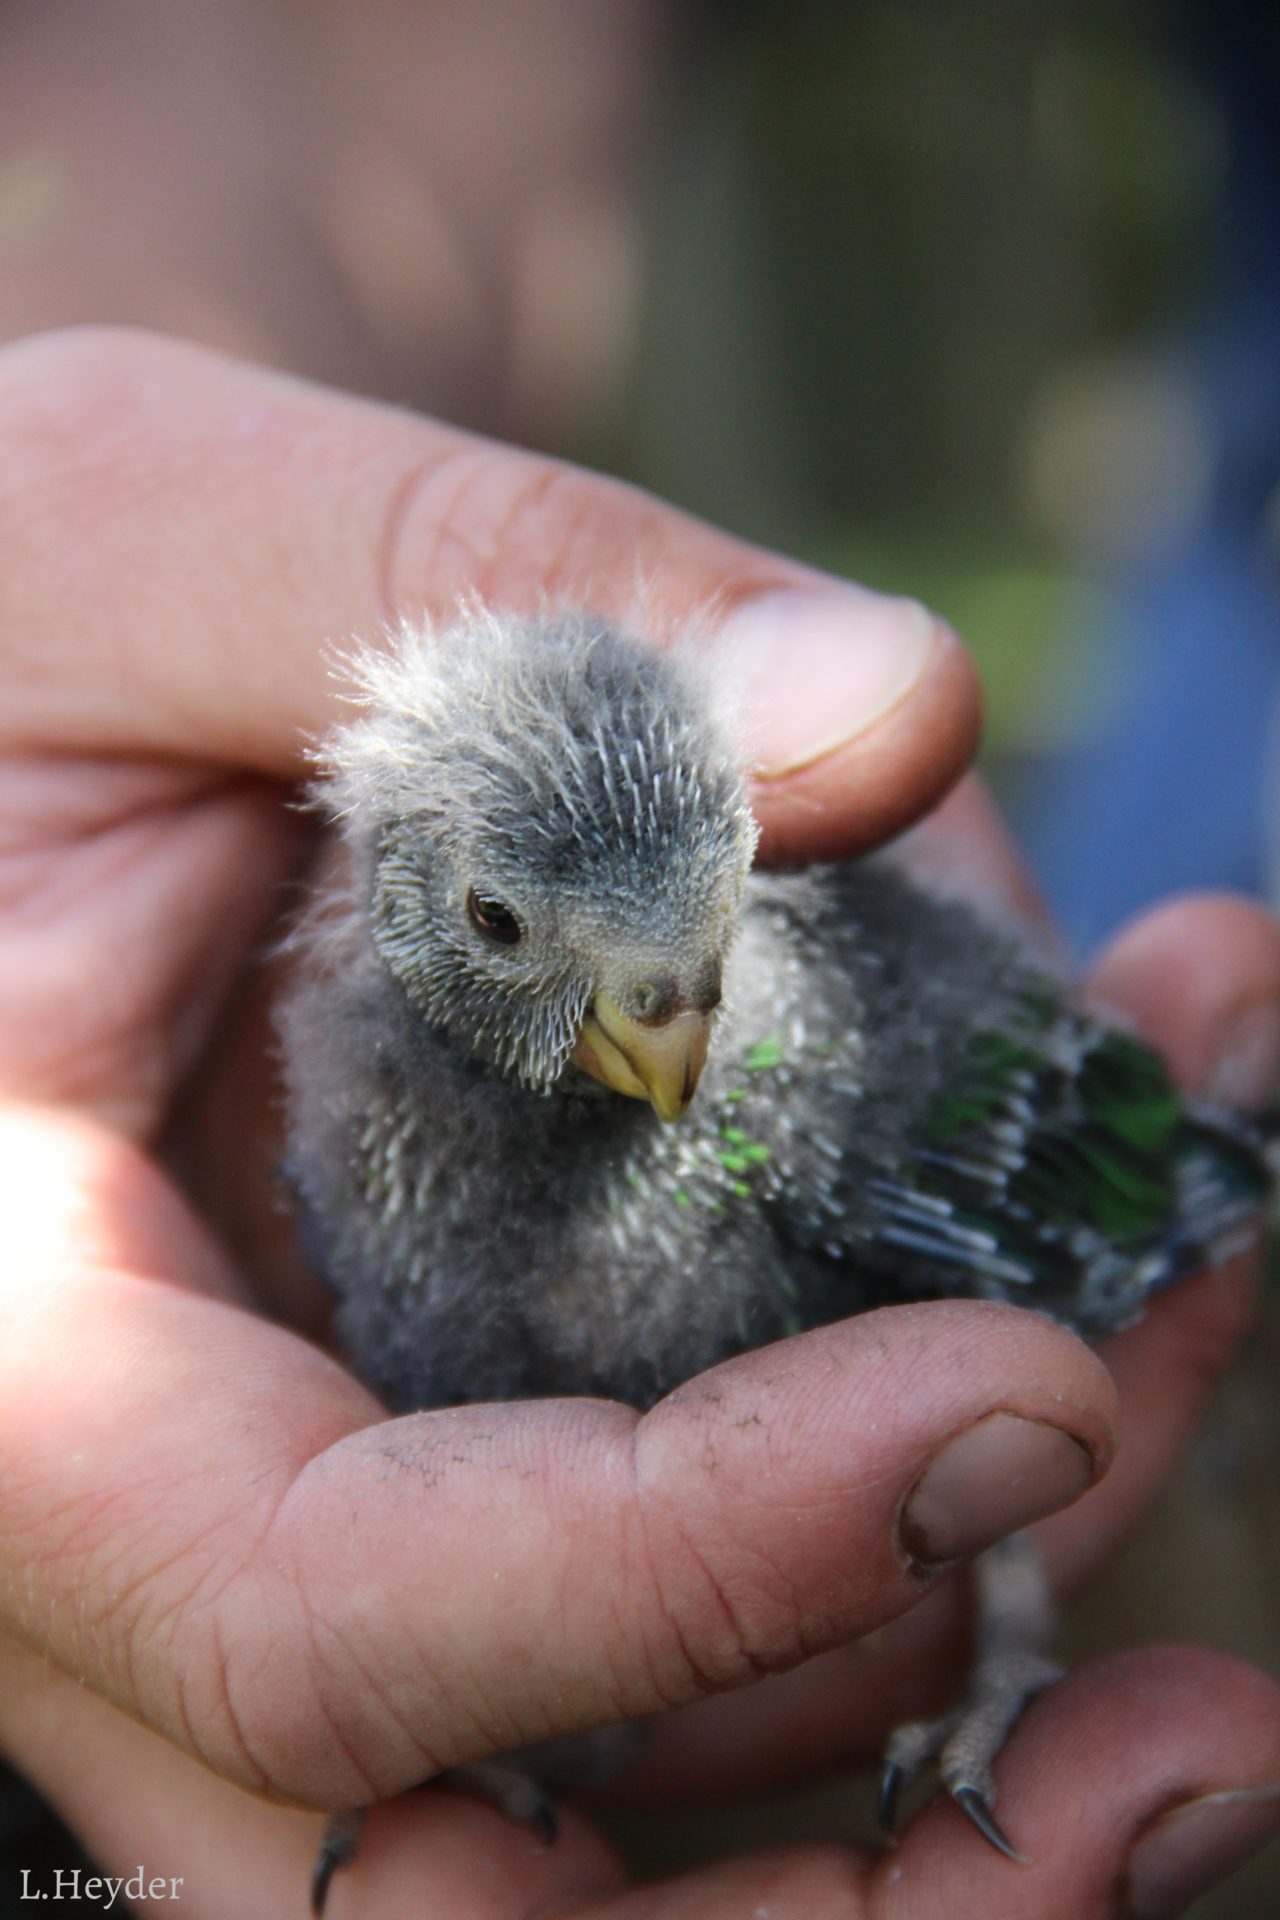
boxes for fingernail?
[1125,1783,1280,1918]
[1207,1002,1280,1110]
[899,1412,1097,1566]
[716,587,943,776]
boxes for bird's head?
[319,609,758,1119]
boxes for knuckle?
[638,1508,821,1700]
[1,1478,403,1805]
[226,1567,447,1803]
[139,1569,418,1805]
[386,440,661,614]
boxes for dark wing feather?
[777,992,1271,1336]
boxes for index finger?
[0,328,978,860]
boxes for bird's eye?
[466,888,523,946]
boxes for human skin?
[0,328,1276,1918]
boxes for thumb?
[0,327,978,860]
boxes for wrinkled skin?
[0,330,1277,1918]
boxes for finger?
[0,1638,626,1920]
[336,1648,1280,1919]
[890,776,1057,942]
[0,327,978,859]
[1085,892,1280,1104]
[11,1631,1276,1920]
[885,1648,1280,1919]
[0,1102,1115,1807]
[0,762,302,1129]
[0,1640,329,1920]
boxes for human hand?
[0,328,1276,1917]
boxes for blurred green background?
[609,1,1240,800]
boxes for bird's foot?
[309,1766,557,1915]
[879,1646,1063,1860]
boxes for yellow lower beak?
[571,993,713,1122]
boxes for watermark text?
[20,1867,183,1905]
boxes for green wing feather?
[856,996,1270,1332]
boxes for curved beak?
[572,992,713,1122]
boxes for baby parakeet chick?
[278,607,1272,1902]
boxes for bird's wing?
[771,987,1269,1334]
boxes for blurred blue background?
[608,2,1280,960]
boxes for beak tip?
[574,995,714,1120]
[649,1052,706,1123]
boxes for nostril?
[628,965,722,1025]
[630,977,680,1025]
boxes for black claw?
[311,1811,365,1916]
[310,1847,340,1918]
[952,1784,1025,1864]
[878,1763,903,1833]
[533,1801,559,1846]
